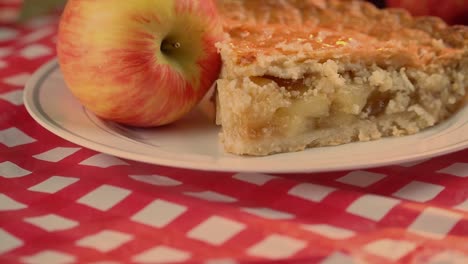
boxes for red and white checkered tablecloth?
[1,10,468,264]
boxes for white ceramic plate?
[24,59,468,173]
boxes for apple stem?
[161,41,181,53]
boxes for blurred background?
[0,0,467,25]
[0,0,66,23]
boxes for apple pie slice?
[214,0,467,156]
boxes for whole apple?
[387,0,468,25]
[57,0,223,127]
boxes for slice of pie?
[214,0,467,156]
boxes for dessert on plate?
[214,0,468,156]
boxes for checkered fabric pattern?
[1,12,468,264]
[0,0,22,24]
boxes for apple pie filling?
[216,60,466,155]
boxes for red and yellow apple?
[57,0,223,127]
[387,0,468,25]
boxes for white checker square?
[77,185,131,211]
[22,250,76,264]
[0,60,6,69]
[438,163,468,178]
[408,207,462,239]
[132,246,191,264]
[131,199,187,228]
[76,230,133,252]
[24,214,78,232]
[346,194,400,221]
[187,216,245,246]
[205,258,238,264]
[336,171,386,187]
[0,90,23,105]
[0,47,13,58]
[0,28,17,42]
[302,224,355,240]
[398,159,430,167]
[0,127,36,147]
[428,250,468,264]
[24,16,55,29]
[87,262,120,264]
[129,175,182,186]
[0,8,18,24]
[393,181,444,202]
[288,183,336,202]
[364,239,417,261]
[184,191,237,203]
[232,173,278,185]
[3,73,31,86]
[454,199,468,212]
[0,161,31,178]
[28,176,79,194]
[320,252,354,264]
[19,44,52,59]
[0,229,23,254]
[33,147,81,162]
[241,207,294,220]
[0,193,27,211]
[247,234,307,260]
[79,153,129,168]
[21,27,54,43]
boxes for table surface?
[1,15,468,264]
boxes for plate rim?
[23,59,468,173]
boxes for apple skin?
[57,0,223,127]
[387,0,468,25]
